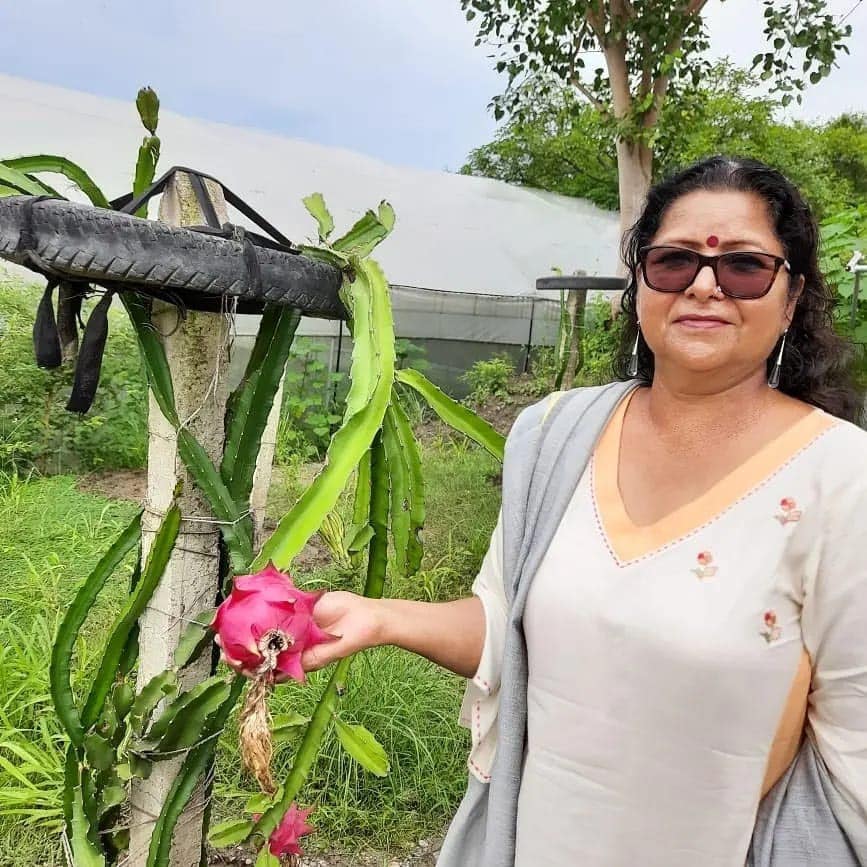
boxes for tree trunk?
[616,137,653,237]
[610,137,653,316]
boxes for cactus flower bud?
[268,803,314,860]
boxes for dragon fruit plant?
[2,89,504,866]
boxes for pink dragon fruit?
[212,563,331,683]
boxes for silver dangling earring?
[768,330,788,389]
[628,324,641,377]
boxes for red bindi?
[706,235,719,248]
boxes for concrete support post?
[129,174,233,865]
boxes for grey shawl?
[437,381,865,867]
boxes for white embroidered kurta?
[461,389,867,866]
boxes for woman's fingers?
[302,591,384,673]
[301,635,345,672]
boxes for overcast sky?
[0,0,863,173]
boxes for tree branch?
[569,75,609,114]
[603,39,632,120]
[585,4,606,38]
[642,0,707,126]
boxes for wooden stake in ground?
[557,271,588,391]
[128,173,283,865]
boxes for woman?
[303,157,867,865]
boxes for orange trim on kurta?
[761,649,811,797]
[592,389,837,564]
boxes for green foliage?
[382,397,425,579]
[577,297,627,387]
[819,204,867,383]
[461,0,850,139]
[1,88,502,862]
[463,62,867,219]
[223,305,301,504]
[394,338,430,374]
[221,648,469,857]
[334,719,390,777]
[519,298,623,395]
[461,353,515,403]
[276,337,345,463]
[49,512,142,747]
[753,0,851,108]
[461,88,619,210]
[0,474,137,864]
[525,345,561,396]
[657,70,867,218]
[255,256,397,571]
[396,369,505,462]
[0,156,110,209]
[0,279,148,473]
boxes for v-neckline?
[591,387,836,565]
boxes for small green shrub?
[525,345,560,396]
[461,353,515,402]
[819,205,867,387]
[0,279,148,473]
[522,297,624,395]
[395,338,431,374]
[276,337,344,463]
[574,296,626,387]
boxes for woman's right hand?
[301,591,386,672]
[303,592,486,679]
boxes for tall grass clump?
[0,472,137,865]
[0,278,149,474]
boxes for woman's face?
[636,189,801,387]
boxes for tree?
[461,62,867,220]
[461,0,853,237]
[461,86,619,209]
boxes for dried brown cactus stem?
[239,628,295,795]
[239,674,277,795]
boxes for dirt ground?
[206,836,441,866]
[74,465,335,570]
[77,467,147,502]
[73,384,536,510]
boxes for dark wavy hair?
[613,155,861,422]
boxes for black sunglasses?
[639,245,791,299]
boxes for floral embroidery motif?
[774,497,802,525]
[761,610,782,643]
[691,550,718,580]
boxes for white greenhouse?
[0,73,622,394]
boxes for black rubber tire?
[0,196,346,318]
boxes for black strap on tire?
[67,289,114,413]
[35,165,301,412]
[33,278,63,369]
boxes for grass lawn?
[0,435,501,865]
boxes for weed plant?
[0,279,149,474]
